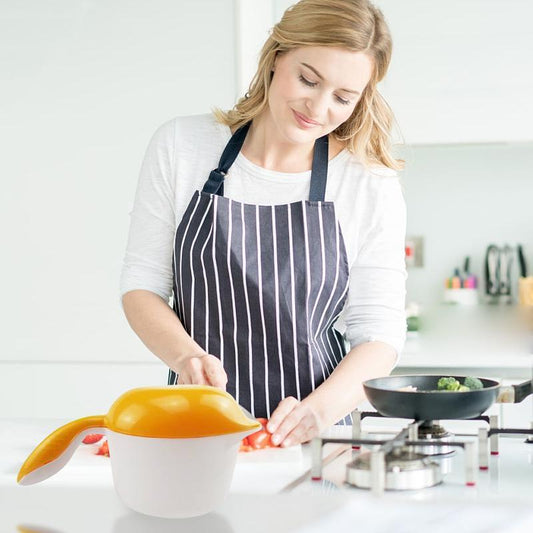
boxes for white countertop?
[2,419,533,532]
[397,334,533,376]
[396,305,533,377]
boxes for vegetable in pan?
[437,376,483,392]
[463,376,483,390]
[437,377,462,391]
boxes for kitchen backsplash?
[398,142,533,307]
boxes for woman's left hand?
[266,396,324,447]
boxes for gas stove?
[287,410,533,502]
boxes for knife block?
[518,277,533,306]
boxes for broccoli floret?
[448,380,461,391]
[463,376,483,390]
[437,377,461,391]
[437,377,453,390]
[458,385,471,392]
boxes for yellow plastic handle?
[17,415,106,485]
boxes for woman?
[120,0,406,448]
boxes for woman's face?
[267,46,373,144]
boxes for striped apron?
[168,122,350,422]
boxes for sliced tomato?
[82,433,104,444]
[248,430,271,449]
[238,418,281,452]
[96,440,110,457]
[238,436,250,452]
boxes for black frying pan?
[363,374,532,420]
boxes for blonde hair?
[212,0,403,171]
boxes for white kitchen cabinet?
[274,0,533,144]
[378,0,533,144]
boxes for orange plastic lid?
[104,385,260,438]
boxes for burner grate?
[311,409,533,494]
[311,418,477,494]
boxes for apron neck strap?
[203,121,329,201]
[308,134,329,202]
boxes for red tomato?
[82,433,104,444]
[96,440,110,457]
[238,418,281,452]
[248,430,271,449]
[239,438,253,452]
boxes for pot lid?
[105,385,260,438]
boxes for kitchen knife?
[484,244,500,297]
[517,244,528,278]
[463,256,470,275]
[499,245,513,296]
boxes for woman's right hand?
[176,353,228,390]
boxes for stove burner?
[418,422,450,439]
[414,422,455,456]
[346,447,442,490]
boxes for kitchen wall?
[2,0,237,366]
[400,141,533,307]
[1,0,241,418]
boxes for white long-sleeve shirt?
[120,113,407,359]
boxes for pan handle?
[496,380,532,403]
[513,380,532,403]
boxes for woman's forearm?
[121,291,397,421]
[302,341,397,428]
[121,289,205,372]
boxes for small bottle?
[451,268,461,289]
